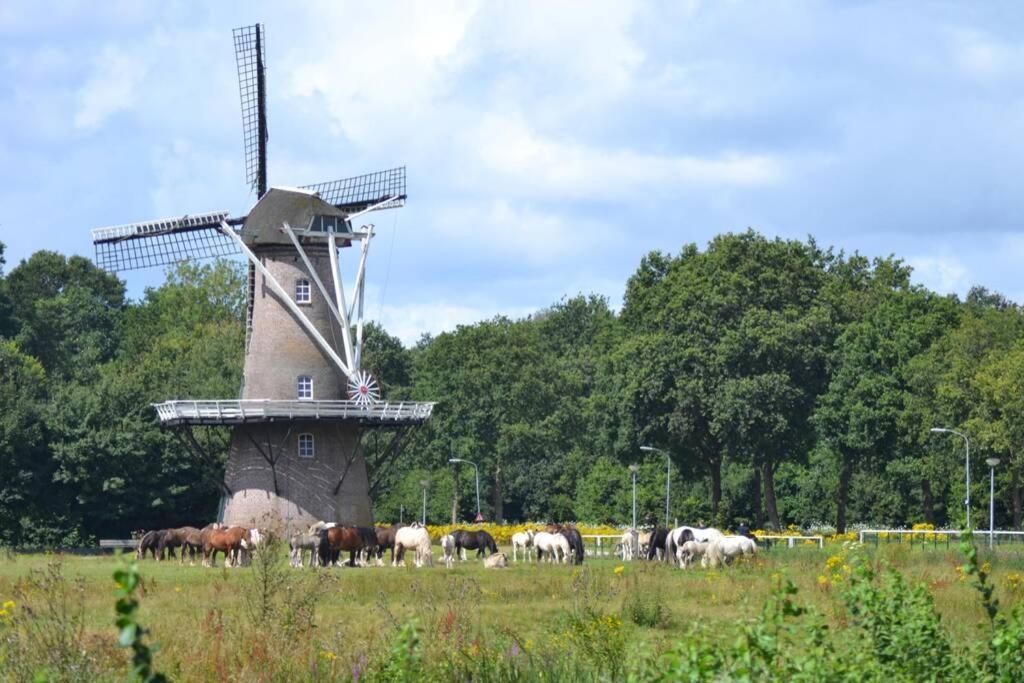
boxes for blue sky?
[2,1,1023,344]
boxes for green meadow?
[1,540,1023,681]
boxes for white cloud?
[468,114,783,199]
[908,254,970,295]
[73,45,146,130]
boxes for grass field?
[1,541,1023,681]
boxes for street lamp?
[420,479,429,525]
[629,464,639,530]
[931,427,971,528]
[449,458,482,522]
[640,445,670,528]
[985,458,1000,550]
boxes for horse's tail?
[665,530,677,565]
[317,530,331,567]
[488,534,498,555]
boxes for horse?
[677,540,709,568]
[452,529,498,559]
[318,526,368,567]
[620,529,639,560]
[638,530,652,558]
[135,530,166,561]
[394,525,433,567]
[202,526,253,568]
[157,527,202,565]
[533,531,570,563]
[440,534,456,568]
[511,529,535,562]
[546,523,585,565]
[289,529,322,567]
[355,526,379,565]
[703,536,757,568]
[664,526,723,567]
[374,524,402,565]
[645,527,669,561]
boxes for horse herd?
[617,525,758,568]
[135,524,262,567]
[132,521,752,570]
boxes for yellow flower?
[817,575,828,586]
[1,601,13,611]
[825,555,844,571]
[174,586,182,593]
[613,565,625,575]
[981,561,991,574]
[319,650,337,661]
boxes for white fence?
[858,528,1024,546]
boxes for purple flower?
[510,642,521,657]
[352,663,362,682]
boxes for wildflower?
[981,561,991,574]
[174,586,182,593]
[825,555,844,571]
[613,565,625,575]
[1,601,13,611]
[319,650,337,661]
[510,642,521,657]
[817,575,828,586]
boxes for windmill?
[91,24,434,528]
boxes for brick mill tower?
[90,25,433,529]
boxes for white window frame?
[295,278,311,304]
[297,375,313,400]
[298,433,314,458]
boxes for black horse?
[452,529,498,558]
[645,527,669,561]
[547,524,585,565]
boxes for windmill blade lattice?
[303,167,406,213]
[92,212,242,272]
[233,24,268,196]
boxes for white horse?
[235,528,263,567]
[620,529,639,560]
[665,526,723,567]
[511,529,535,562]
[677,540,708,568]
[440,534,456,568]
[703,536,757,568]
[394,525,433,567]
[534,531,570,563]
[289,529,321,567]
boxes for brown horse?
[136,529,177,561]
[203,526,253,568]
[318,526,369,567]
[157,526,203,565]
[374,524,402,565]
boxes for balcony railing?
[153,399,434,426]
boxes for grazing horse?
[135,530,165,560]
[374,524,402,566]
[157,527,202,565]
[664,526,723,567]
[355,526,379,566]
[703,536,757,568]
[511,529,535,562]
[318,526,369,567]
[677,540,709,568]
[533,531,570,563]
[203,526,253,568]
[620,529,639,560]
[546,524,585,565]
[440,534,456,568]
[452,530,498,559]
[394,525,433,567]
[289,529,322,567]
[645,527,669,561]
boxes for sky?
[2,1,1023,345]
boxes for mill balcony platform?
[153,399,435,427]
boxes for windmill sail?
[303,166,407,213]
[92,212,242,272]
[233,24,268,197]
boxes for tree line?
[1,230,1022,545]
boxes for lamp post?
[641,445,670,528]
[986,458,1000,550]
[931,427,971,528]
[449,458,482,522]
[420,479,429,525]
[629,464,639,530]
